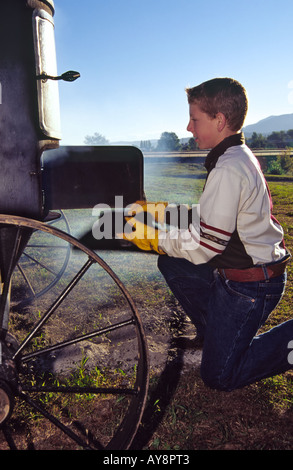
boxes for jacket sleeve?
[158,166,243,264]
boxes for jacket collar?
[204,132,245,175]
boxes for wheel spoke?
[20,385,138,396]
[20,392,98,449]
[1,425,18,450]
[20,251,60,276]
[21,318,135,362]
[16,263,36,296]
[14,210,71,304]
[13,258,95,361]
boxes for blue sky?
[53,0,293,144]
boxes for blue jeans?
[158,255,293,391]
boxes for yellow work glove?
[117,200,170,253]
[117,211,166,254]
[124,200,169,227]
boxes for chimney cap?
[27,1,55,16]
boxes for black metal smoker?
[0,0,70,331]
[0,0,148,450]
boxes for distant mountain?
[108,114,293,146]
[243,113,293,137]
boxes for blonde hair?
[186,78,248,132]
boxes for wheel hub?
[0,382,13,424]
[0,334,19,425]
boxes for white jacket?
[158,143,286,268]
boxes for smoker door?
[32,8,61,140]
[42,146,145,211]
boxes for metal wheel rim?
[0,214,149,450]
[14,211,71,305]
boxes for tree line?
[84,131,197,151]
[84,130,293,175]
[141,130,293,152]
[140,132,196,151]
[84,129,293,151]
[247,130,293,149]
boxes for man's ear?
[216,112,227,132]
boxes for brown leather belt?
[218,256,290,282]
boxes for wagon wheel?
[0,215,149,450]
[12,211,71,306]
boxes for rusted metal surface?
[0,0,61,338]
[0,0,60,219]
